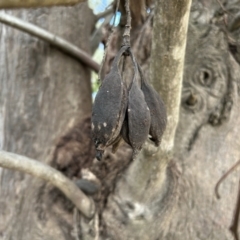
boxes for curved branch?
[0,12,100,72]
[0,150,95,218]
[215,159,240,199]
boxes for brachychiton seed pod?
[138,63,167,146]
[92,46,129,160]
[127,50,151,159]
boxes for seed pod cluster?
[92,46,167,160]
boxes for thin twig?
[215,0,234,20]
[0,150,95,218]
[229,179,240,240]
[94,213,99,240]
[0,12,100,72]
[96,7,113,20]
[215,0,228,14]
[91,14,113,52]
[229,12,240,32]
[73,208,80,240]
[215,159,240,199]
[122,0,131,47]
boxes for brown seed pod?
[138,63,167,146]
[127,51,151,159]
[92,46,129,160]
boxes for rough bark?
[170,1,240,238]
[0,0,86,9]
[0,3,95,240]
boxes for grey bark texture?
[0,3,95,239]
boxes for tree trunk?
[0,3,95,239]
